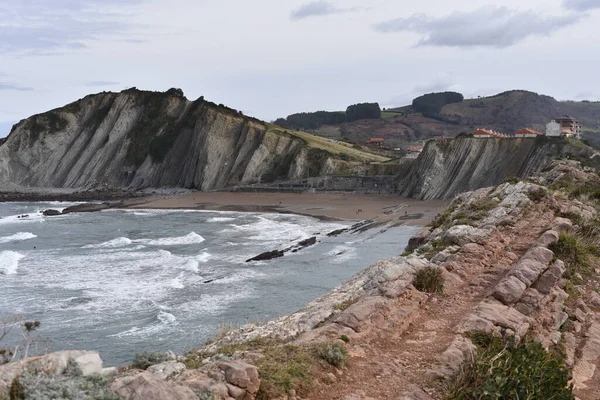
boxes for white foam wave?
[83,237,132,249]
[145,232,205,246]
[0,232,37,244]
[169,273,185,289]
[157,310,177,324]
[0,213,45,226]
[325,245,358,264]
[0,251,25,275]
[207,217,235,223]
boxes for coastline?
[120,192,447,225]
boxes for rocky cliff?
[0,89,377,191]
[397,136,598,200]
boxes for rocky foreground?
[2,160,600,399]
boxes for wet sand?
[123,192,447,225]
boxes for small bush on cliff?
[549,232,595,281]
[131,352,171,370]
[413,267,445,294]
[317,343,348,367]
[528,187,547,202]
[12,358,120,400]
[255,345,315,400]
[446,334,574,400]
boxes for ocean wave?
[0,251,25,275]
[145,232,205,246]
[0,232,37,244]
[83,237,133,249]
[207,217,236,223]
[0,213,45,226]
[325,245,358,264]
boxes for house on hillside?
[367,138,385,148]
[546,121,561,137]
[473,129,505,138]
[404,146,423,159]
[552,116,582,138]
[515,128,542,138]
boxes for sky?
[1,0,600,137]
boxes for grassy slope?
[266,123,389,163]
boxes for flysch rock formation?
[397,135,598,200]
[2,160,600,400]
[0,88,362,192]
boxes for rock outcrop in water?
[396,136,598,200]
[0,88,371,192]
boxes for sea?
[0,202,418,366]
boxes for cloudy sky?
[1,0,599,137]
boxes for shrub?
[413,267,445,294]
[446,334,574,400]
[504,176,521,184]
[131,352,171,370]
[528,187,547,202]
[256,345,315,400]
[13,358,120,400]
[317,343,348,367]
[549,232,594,281]
[340,335,350,343]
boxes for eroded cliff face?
[0,89,338,191]
[397,136,596,200]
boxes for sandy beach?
[122,192,447,225]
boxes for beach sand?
[123,192,447,225]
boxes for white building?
[546,121,561,137]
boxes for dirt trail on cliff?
[312,210,555,400]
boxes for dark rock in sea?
[62,203,110,214]
[246,250,285,262]
[43,209,62,216]
[17,214,29,219]
[327,228,347,237]
[298,237,317,248]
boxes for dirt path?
[312,210,555,400]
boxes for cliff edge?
[0,88,384,192]
[396,136,598,200]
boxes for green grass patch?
[446,334,574,400]
[528,187,548,202]
[549,231,595,282]
[131,352,171,370]
[429,199,462,230]
[255,345,316,400]
[316,343,348,367]
[413,267,445,294]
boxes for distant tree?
[412,92,464,115]
[274,111,347,130]
[346,103,381,121]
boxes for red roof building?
[515,128,542,137]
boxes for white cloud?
[374,6,584,48]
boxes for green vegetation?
[267,124,388,163]
[340,335,351,343]
[549,232,595,282]
[131,352,171,370]
[412,267,445,294]
[273,102,381,131]
[274,111,347,131]
[412,92,464,115]
[446,333,573,400]
[429,199,462,230]
[346,103,381,122]
[255,345,315,400]
[317,343,348,367]
[528,187,548,202]
[9,358,121,400]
